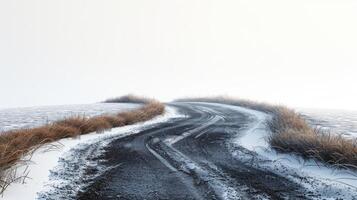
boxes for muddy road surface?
[43,102,312,200]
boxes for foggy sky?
[1,0,356,110]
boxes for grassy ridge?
[0,100,164,194]
[103,94,154,104]
[176,96,357,169]
[268,106,357,169]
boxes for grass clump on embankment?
[176,96,357,169]
[268,106,357,169]
[103,94,154,104]
[0,100,164,194]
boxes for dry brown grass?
[176,96,357,169]
[104,94,154,104]
[268,107,357,168]
[0,101,165,193]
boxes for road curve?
[73,102,310,199]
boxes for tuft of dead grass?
[176,96,357,169]
[0,101,165,193]
[268,107,357,168]
[103,94,154,104]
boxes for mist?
[0,0,356,110]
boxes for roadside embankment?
[0,97,164,194]
[175,96,357,170]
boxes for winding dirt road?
[65,102,311,200]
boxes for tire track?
[72,102,309,200]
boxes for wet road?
[75,102,309,199]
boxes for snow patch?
[0,103,139,132]
[164,115,222,145]
[300,108,357,139]
[1,106,184,200]
[204,103,357,200]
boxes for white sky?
[0,0,356,110]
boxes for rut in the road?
[41,103,312,200]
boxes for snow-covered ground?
[1,106,183,200]
[212,103,357,200]
[0,103,139,132]
[300,108,357,139]
[2,103,357,199]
